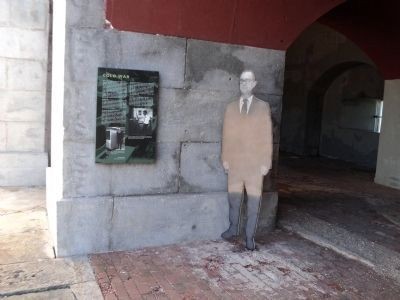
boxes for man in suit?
[221,70,273,250]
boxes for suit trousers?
[227,170,263,239]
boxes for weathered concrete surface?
[0,91,46,122]
[281,207,400,282]
[105,30,186,89]
[185,39,285,95]
[5,122,45,152]
[0,187,102,299]
[0,257,95,297]
[66,0,104,29]
[0,0,50,186]
[63,82,98,143]
[0,231,53,265]
[9,0,49,30]
[69,281,104,300]
[180,142,226,193]
[0,188,52,264]
[375,79,400,189]
[56,196,114,257]
[278,154,400,283]
[110,142,180,196]
[61,141,180,198]
[0,153,47,187]
[62,142,112,198]
[65,29,105,84]
[4,289,74,300]
[0,28,48,60]
[3,283,102,299]
[110,192,229,251]
[91,230,400,299]
[157,88,237,143]
[54,193,229,256]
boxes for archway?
[304,62,384,165]
[277,2,400,279]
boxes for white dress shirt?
[239,95,253,114]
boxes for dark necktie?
[242,98,248,114]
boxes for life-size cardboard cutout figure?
[221,70,273,250]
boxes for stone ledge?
[52,191,278,256]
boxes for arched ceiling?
[106,0,399,79]
[106,0,343,50]
[319,0,400,80]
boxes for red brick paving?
[90,230,400,299]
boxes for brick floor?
[90,230,400,299]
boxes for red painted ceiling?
[106,0,344,50]
[319,0,400,80]
[106,0,399,79]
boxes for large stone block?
[62,141,111,198]
[0,91,46,122]
[65,29,105,84]
[157,88,237,143]
[56,196,113,256]
[66,0,105,29]
[6,122,45,152]
[7,59,47,91]
[0,0,9,26]
[110,142,180,195]
[0,59,6,89]
[9,0,48,30]
[157,88,280,144]
[0,122,5,151]
[0,152,48,186]
[63,82,97,143]
[110,192,229,251]
[104,31,186,89]
[185,39,285,95]
[0,28,48,60]
[180,142,227,193]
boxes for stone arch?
[304,62,381,156]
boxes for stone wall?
[375,80,400,189]
[319,65,383,169]
[0,0,50,186]
[48,0,285,256]
[280,23,376,156]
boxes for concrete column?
[375,79,400,189]
[47,0,285,257]
[0,0,50,186]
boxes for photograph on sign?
[95,68,159,164]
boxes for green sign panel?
[95,68,159,164]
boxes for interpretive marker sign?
[95,68,159,164]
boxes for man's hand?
[223,161,229,174]
[261,165,269,176]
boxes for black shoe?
[245,237,256,251]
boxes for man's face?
[239,71,257,96]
